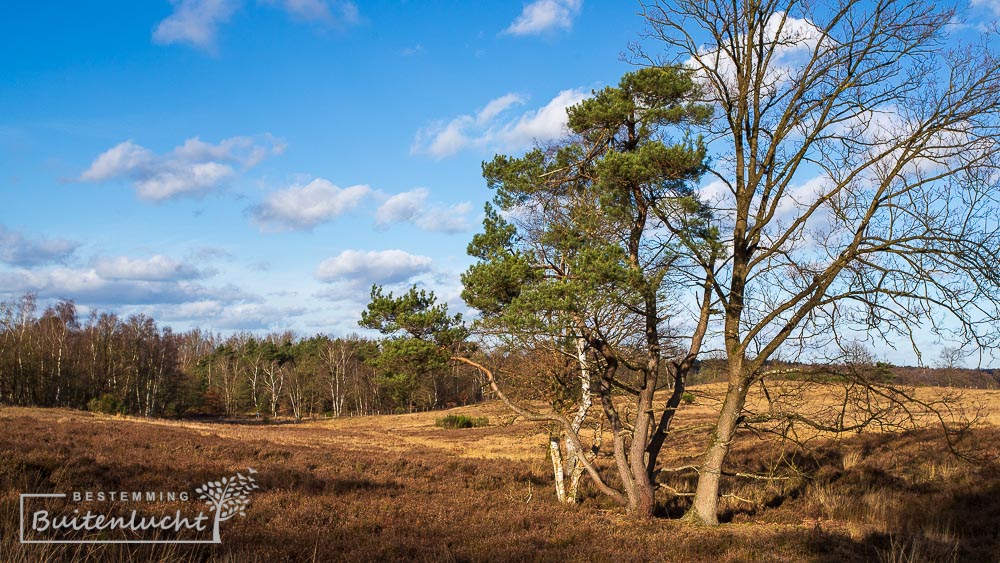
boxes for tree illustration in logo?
[195,467,260,543]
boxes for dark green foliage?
[462,66,718,339]
[87,393,125,415]
[360,285,467,347]
[435,414,489,429]
[682,392,696,404]
[360,285,470,413]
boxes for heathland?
[4,383,1000,562]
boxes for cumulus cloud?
[416,202,473,233]
[500,89,588,147]
[411,88,589,158]
[250,179,371,231]
[152,0,239,51]
[315,249,433,285]
[503,0,582,35]
[80,135,283,201]
[93,254,210,282]
[0,225,79,267]
[0,267,251,306]
[375,189,426,226]
[375,188,472,233]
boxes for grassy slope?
[3,385,1000,562]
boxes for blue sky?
[0,0,642,336]
[2,1,998,367]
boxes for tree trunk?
[550,336,593,504]
[549,436,567,502]
[628,382,658,518]
[684,377,748,525]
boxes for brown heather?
[3,384,1000,562]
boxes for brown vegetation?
[3,384,999,561]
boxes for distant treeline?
[0,293,486,419]
[2,291,996,420]
[692,359,1000,389]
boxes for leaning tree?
[638,0,1000,524]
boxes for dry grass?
[2,383,999,561]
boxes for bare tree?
[262,352,287,418]
[241,336,267,418]
[639,0,1000,524]
[937,345,971,387]
[938,346,970,371]
[324,337,356,418]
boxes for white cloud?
[154,0,359,52]
[80,135,283,201]
[687,12,824,100]
[152,0,239,51]
[79,141,154,182]
[375,189,473,233]
[0,225,79,267]
[477,93,525,125]
[211,303,309,330]
[157,300,226,319]
[315,249,433,285]
[251,179,371,231]
[172,136,283,167]
[337,1,360,24]
[264,0,360,24]
[415,202,473,233]
[0,267,251,306]
[135,162,233,200]
[766,175,830,225]
[503,0,582,36]
[93,254,209,282]
[411,88,588,158]
[498,89,587,148]
[375,188,427,226]
[422,120,471,159]
[281,0,332,21]
[972,0,1000,15]
[150,300,307,330]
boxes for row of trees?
[0,292,486,419]
[0,293,187,417]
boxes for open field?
[3,384,1000,562]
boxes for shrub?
[681,392,696,404]
[436,414,489,429]
[87,393,125,415]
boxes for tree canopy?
[462,65,717,517]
